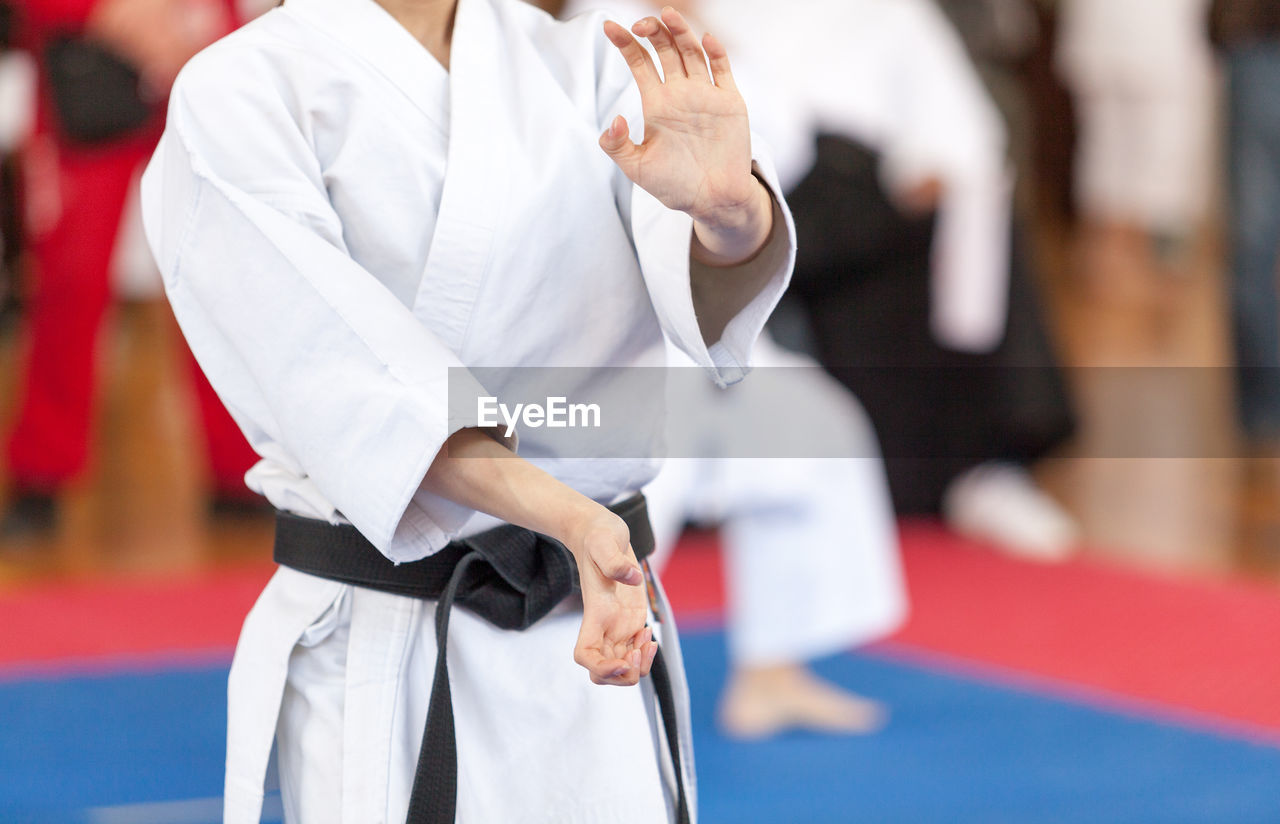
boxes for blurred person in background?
[1211,0,1280,452]
[680,0,1078,559]
[643,338,907,739]
[891,0,1077,558]
[0,0,259,539]
[547,0,909,738]
[1056,0,1216,289]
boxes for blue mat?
[1,630,1277,823]
[680,633,1280,824]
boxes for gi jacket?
[141,0,796,563]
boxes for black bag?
[43,34,155,145]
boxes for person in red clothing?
[2,0,259,538]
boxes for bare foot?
[718,664,887,740]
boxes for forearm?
[421,427,605,551]
[423,427,651,683]
[688,182,785,345]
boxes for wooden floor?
[2,220,1280,590]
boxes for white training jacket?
[142,0,795,564]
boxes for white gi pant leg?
[720,454,906,667]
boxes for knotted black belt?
[272,494,690,824]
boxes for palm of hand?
[633,79,751,218]
[577,564,650,684]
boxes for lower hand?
[420,429,659,686]
[562,506,659,686]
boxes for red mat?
[0,566,272,674]
[886,521,1280,735]
[3,523,1280,738]
[662,522,1280,736]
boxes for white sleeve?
[141,57,502,562]
[591,15,797,387]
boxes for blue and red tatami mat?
[3,522,1279,823]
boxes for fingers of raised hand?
[632,15,686,81]
[701,31,736,91]
[659,7,710,80]
[603,19,660,93]
[607,11,728,91]
[599,114,642,181]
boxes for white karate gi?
[645,335,907,667]
[139,0,796,820]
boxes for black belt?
[272,494,690,824]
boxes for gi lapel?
[281,0,510,355]
[411,0,511,353]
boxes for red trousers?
[6,128,258,494]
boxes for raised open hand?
[564,508,659,686]
[601,7,761,232]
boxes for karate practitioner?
[140,0,796,821]
[691,0,1016,354]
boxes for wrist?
[555,497,614,559]
[691,175,774,267]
